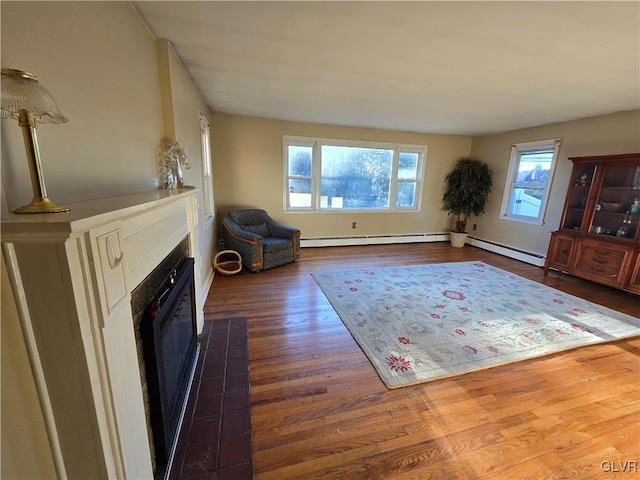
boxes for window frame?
[285,138,317,210]
[283,135,427,213]
[499,138,561,225]
[200,113,215,226]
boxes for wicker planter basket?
[449,232,468,248]
[213,250,242,275]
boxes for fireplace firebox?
[141,257,198,471]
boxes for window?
[200,113,215,225]
[500,138,561,224]
[284,136,426,211]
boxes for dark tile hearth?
[168,317,252,479]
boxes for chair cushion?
[229,209,270,237]
[262,237,292,253]
[243,223,270,237]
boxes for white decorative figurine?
[161,141,190,190]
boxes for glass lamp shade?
[1,68,70,213]
[1,69,68,124]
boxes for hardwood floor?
[204,243,640,480]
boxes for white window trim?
[200,113,215,227]
[283,135,427,213]
[284,137,317,211]
[499,138,561,225]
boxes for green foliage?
[442,158,493,233]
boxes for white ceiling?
[132,1,640,136]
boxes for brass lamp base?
[14,196,70,214]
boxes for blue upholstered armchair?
[222,209,301,272]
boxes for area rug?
[311,261,640,389]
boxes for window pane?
[320,146,393,209]
[283,136,426,212]
[515,150,554,187]
[501,140,560,224]
[288,179,312,207]
[507,150,554,218]
[288,146,312,176]
[200,116,214,221]
[398,152,419,180]
[508,150,553,218]
[508,186,544,218]
[396,181,416,207]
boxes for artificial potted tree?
[442,157,493,247]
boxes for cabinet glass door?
[589,163,640,240]
[561,163,596,231]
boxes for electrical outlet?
[472,223,477,231]
[352,221,357,229]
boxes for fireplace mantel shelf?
[2,188,201,479]
[2,188,197,238]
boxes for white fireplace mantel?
[2,189,201,479]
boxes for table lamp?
[1,68,70,213]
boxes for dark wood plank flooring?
[204,243,640,479]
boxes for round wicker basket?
[213,250,242,275]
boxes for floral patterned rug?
[312,261,640,388]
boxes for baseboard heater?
[301,233,449,247]
[466,237,546,267]
[301,234,546,267]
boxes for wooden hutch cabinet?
[545,153,640,294]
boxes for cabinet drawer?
[574,242,632,285]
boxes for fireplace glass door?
[142,257,197,465]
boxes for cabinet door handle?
[594,249,610,256]
[106,233,123,269]
[592,258,608,265]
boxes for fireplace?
[2,189,202,478]
[131,240,199,478]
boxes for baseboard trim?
[300,234,547,267]
[198,267,214,333]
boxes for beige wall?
[471,110,640,256]
[212,111,639,255]
[1,1,162,206]
[212,114,472,238]
[159,40,217,297]
[1,3,215,478]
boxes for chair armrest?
[268,218,301,258]
[268,218,300,239]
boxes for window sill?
[499,214,544,226]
